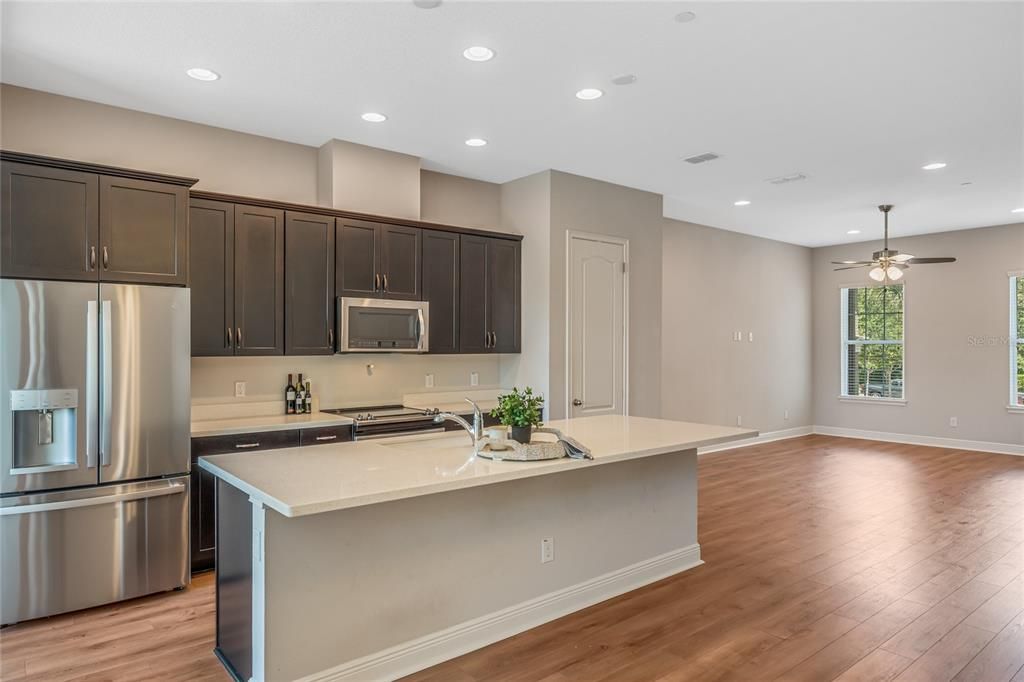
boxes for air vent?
[683,152,720,165]
[766,172,808,185]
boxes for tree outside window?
[841,285,904,399]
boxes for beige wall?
[498,171,551,397]
[812,222,1024,447]
[0,84,319,204]
[549,171,664,419]
[420,170,501,230]
[661,220,814,433]
[317,138,420,219]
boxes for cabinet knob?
[572,399,583,407]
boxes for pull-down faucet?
[433,398,484,449]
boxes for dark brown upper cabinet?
[233,205,284,355]
[99,176,188,285]
[285,211,336,355]
[1,161,99,281]
[459,235,521,354]
[0,153,195,285]
[421,230,460,354]
[189,199,234,356]
[336,219,421,300]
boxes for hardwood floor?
[2,435,1022,681]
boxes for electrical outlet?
[425,373,435,388]
[470,372,479,386]
[541,537,554,563]
[234,381,246,398]
[737,415,742,427]
[733,331,742,342]
[748,331,754,342]
[949,417,958,428]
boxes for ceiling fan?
[833,204,956,282]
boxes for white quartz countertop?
[190,411,353,438]
[198,415,756,517]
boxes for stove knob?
[367,414,375,421]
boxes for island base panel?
[215,478,253,682]
[259,449,699,680]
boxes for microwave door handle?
[417,308,425,348]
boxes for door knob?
[572,399,583,406]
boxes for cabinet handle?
[375,273,381,292]
[236,327,242,347]
[383,274,388,292]
[492,331,497,349]
[315,435,337,441]
[89,246,97,270]
[226,327,233,348]
[235,442,260,449]
[328,328,334,346]
[101,246,109,270]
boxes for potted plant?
[491,387,544,444]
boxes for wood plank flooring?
[2,435,1022,681]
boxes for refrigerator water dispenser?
[10,389,78,473]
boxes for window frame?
[1010,272,1023,412]
[839,283,907,404]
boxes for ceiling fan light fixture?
[886,266,904,281]
[868,267,886,282]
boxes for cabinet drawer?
[299,424,354,446]
[191,429,300,458]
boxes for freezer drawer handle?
[235,442,260,449]
[0,481,185,516]
[315,435,337,441]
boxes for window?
[1012,274,1023,407]
[841,285,905,399]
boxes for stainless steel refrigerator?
[0,279,191,625]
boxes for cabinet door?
[233,205,284,355]
[189,200,234,356]
[99,176,188,285]
[421,230,459,354]
[285,211,336,355]
[488,239,521,353]
[458,235,490,353]
[1,162,99,281]
[190,464,217,573]
[336,219,380,298]
[380,224,421,299]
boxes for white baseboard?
[812,425,1024,457]
[697,425,813,454]
[298,544,703,682]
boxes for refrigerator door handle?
[86,300,99,468]
[0,481,185,516]
[100,299,112,467]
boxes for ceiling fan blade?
[904,257,956,264]
[834,264,873,271]
[891,253,914,263]
[831,260,875,265]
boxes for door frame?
[564,230,630,419]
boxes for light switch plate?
[234,381,246,398]
[470,372,479,386]
[425,374,435,388]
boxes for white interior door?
[568,233,627,419]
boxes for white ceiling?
[2,1,1021,246]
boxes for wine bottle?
[296,373,305,414]
[304,380,313,414]
[285,373,296,415]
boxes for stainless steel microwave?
[336,297,429,353]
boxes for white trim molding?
[812,425,1024,457]
[697,426,813,454]
[297,544,702,682]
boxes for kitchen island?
[199,415,756,681]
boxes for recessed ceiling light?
[361,112,387,123]
[413,0,442,7]
[921,162,947,170]
[186,67,219,82]
[847,229,861,235]
[1012,207,1024,214]
[575,88,604,100]
[462,46,495,62]
[734,200,751,207]
[465,138,487,147]
[675,11,697,23]
[611,74,637,86]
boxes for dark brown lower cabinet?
[190,425,352,573]
[421,229,460,354]
[285,211,335,355]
